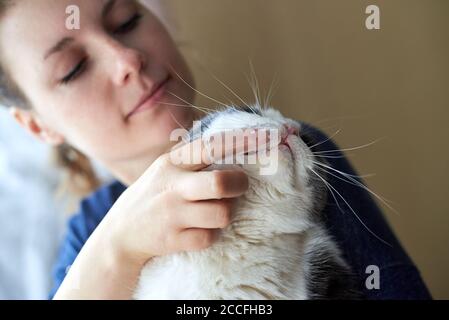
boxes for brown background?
[160,0,449,299]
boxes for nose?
[281,124,299,141]
[105,39,146,86]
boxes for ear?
[9,107,65,146]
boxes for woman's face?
[0,0,195,178]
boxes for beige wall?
[167,0,449,298]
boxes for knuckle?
[191,231,214,250]
[154,153,172,170]
[239,172,250,191]
[160,233,172,252]
[199,231,215,248]
[164,232,179,253]
[157,191,181,226]
[186,234,198,249]
[215,202,232,227]
[209,170,227,198]
[233,170,249,193]
[165,211,177,228]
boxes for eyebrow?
[43,37,74,60]
[43,0,117,61]
[102,0,117,19]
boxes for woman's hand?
[54,130,265,299]
[107,136,251,264]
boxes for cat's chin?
[278,144,295,163]
[279,143,292,152]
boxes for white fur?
[134,107,336,299]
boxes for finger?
[177,199,233,229]
[168,137,210,171]
[210,128,272,160]
[168,128,271,171]
[176,169,249,201]
[175,228,218,252]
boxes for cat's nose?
[281,124,299,140]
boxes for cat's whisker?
[222,101,239,113]
[310,168,392,247]
[178,54,251,111]
[309,115,366,128]
[238,72,259,115]
[166,90,217,115]
[309,160,371,179]
[168,64,228,107]
[311,160,398,215]
[246,59,263,110]
[300,124,343,140]
[219,94,238,109]
[165,108,191,144]
[207,72,251,111]
[313,163,376,188]
[310,168,347,215]
[314,163,397,216]
[310,154,347,159]
[158,100,214,115]
[313,138,384,155]
[264,73,279,109]
[307,129,342,150]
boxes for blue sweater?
[49,125,432,299]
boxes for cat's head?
[188,106,327,233]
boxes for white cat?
[134,107,357,299]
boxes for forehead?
[0,0,108,83]
[0,0,107,71]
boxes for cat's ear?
[9,107,65,146]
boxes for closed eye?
[114,13,142,34]
[60,57,87,84]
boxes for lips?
[280,139,293,152]
[279,133,292,152]
[279,125,299,152]
[125,75,171,120]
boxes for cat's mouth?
[279,124,299,153]
[279,138,293,153]
[240,124,301,156]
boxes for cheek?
[144,25,194,84]
[154,80,196,133]
[155,105,194,137]
[41,92,123,152]
[62,97,119,131]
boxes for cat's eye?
[114,13,143,34]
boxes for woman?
[0,0,431,299]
